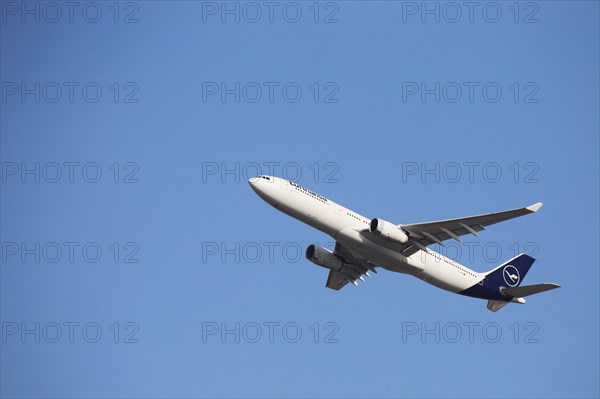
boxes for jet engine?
[369,218,409,244]
[305,244,343,271]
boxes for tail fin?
[484,253,535,289]
[483,254,561,312]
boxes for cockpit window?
[261,176,270,180]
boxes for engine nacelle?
[305,244,343,271]
[369,218,409,244]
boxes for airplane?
[248,175,560,312]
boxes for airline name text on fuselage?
[289,181,329,203]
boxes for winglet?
[526,202,543,212]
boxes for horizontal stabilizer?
[487,300,510,312]
[502,283,561,298]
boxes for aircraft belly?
[333,227,420,274]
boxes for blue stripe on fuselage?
[459,254,535,300]
[458,278,512,301]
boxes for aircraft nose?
[248,176,260,193]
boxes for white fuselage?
[249,176,485,294]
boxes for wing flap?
[324,242,378,290]
[326,270,351,290]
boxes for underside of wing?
[399,202,543,253]
[326,270,351,290]
[324,243,378,290]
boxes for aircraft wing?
[325,243,378,290]
[325,270,352,290]
[398,202,543,256]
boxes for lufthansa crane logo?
[503,265,520,287]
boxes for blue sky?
[1,1,598,398]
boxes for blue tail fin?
[484,253,535,288]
